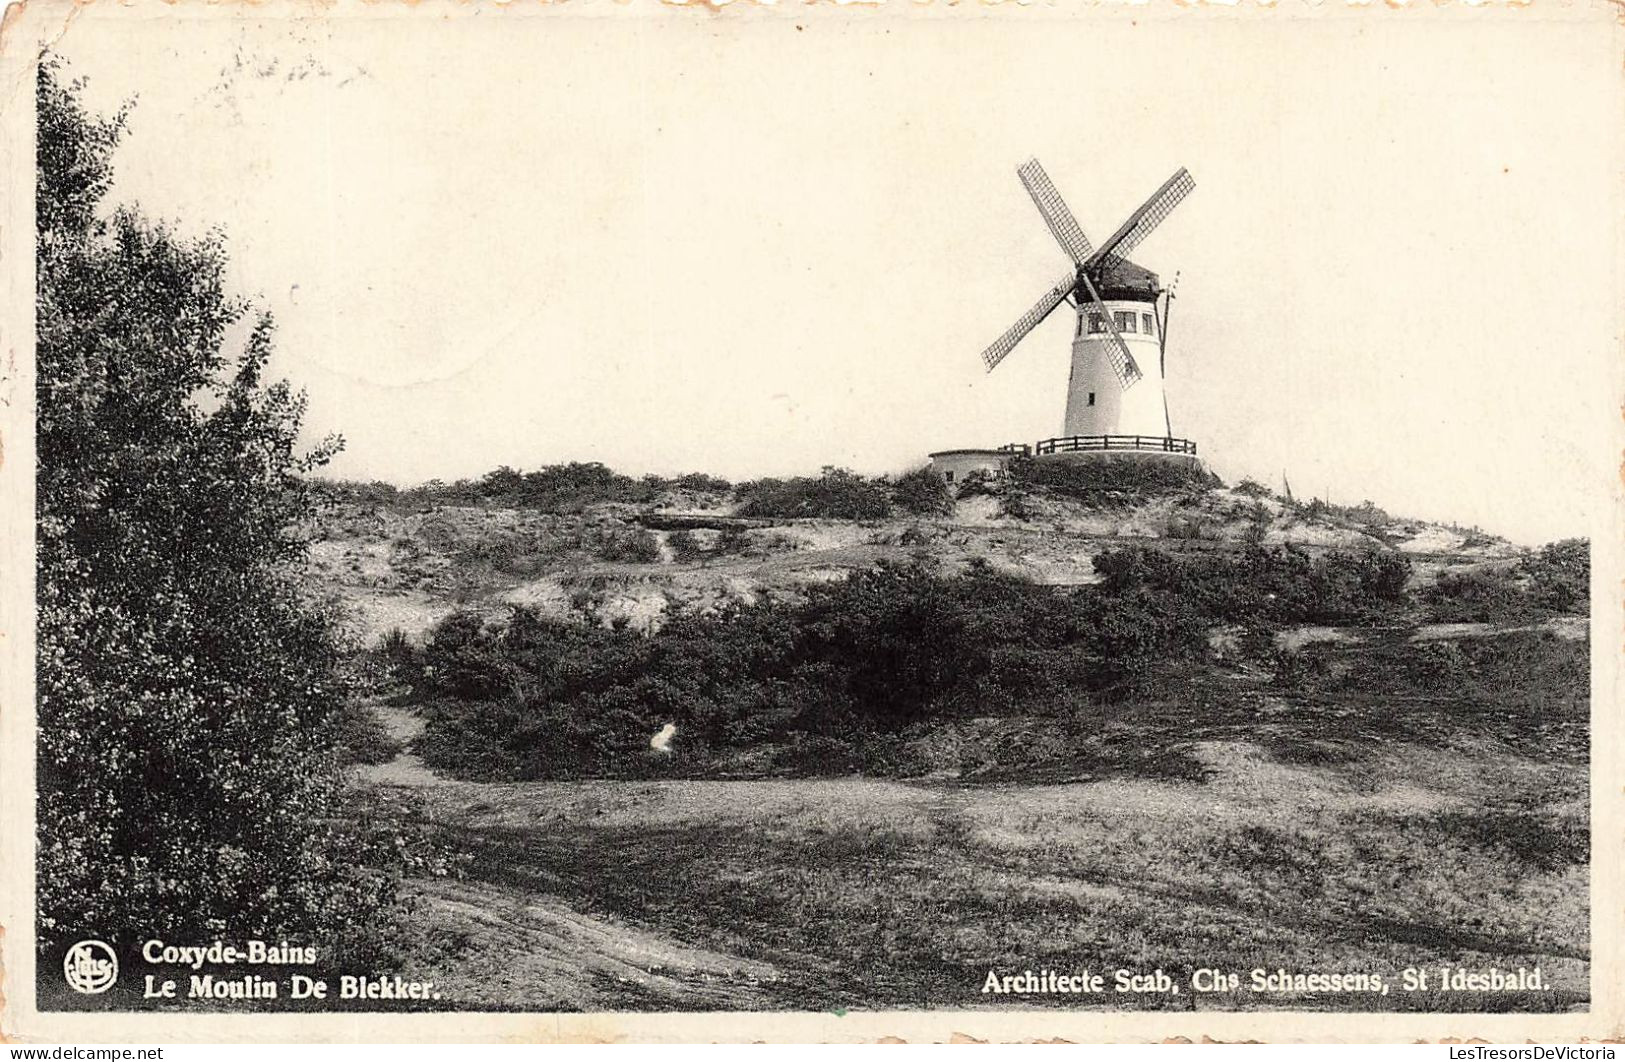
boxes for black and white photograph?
[0,0,1620,1045]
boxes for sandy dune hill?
[307,488,1522,648]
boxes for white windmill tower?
[979,159,1198,462]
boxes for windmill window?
[1113,311,1137,333]
[944,470,955,484]
[1087,314,1106,334]
[1088,391,1096,406]
[1142,313,1156,335]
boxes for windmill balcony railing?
[1035,434,1198,456]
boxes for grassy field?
[362,628,1588,1013]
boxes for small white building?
[927,445,1030,488]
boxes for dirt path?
[352,702,460,788]
[1273,614,1587,651]
[398,878,784,1010]
[1410,615,1587,642]
[351,700,792,1009]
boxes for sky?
[52,5,1623,545]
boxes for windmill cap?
[1090,257,1161,303]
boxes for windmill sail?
[1088,168,1196,268]
[1017,158,1095,264]
[1077,271,1142,387]
[980,271,1078,372]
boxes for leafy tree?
[35,61,390,958]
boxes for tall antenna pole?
[1158,272,1180,439]
[1157,270,1180,372]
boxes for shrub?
[458,529,556,577]
[35,62,392,961]
[313,479,402,506]
[1423,540,1589,623]
[1337,500,1393,528]
[1007,454,1219,505]
[1234,478,1273,499]
[1000,484,1040,521]
[592,527,662,563]
[667,529,704,562]
[717,527,754,555]
[1163,515,1214,540]
[509,462,657,511]
[335,701,403,765]
[1092,545,1411,627]
[1424,567,1535,624]
[890,465,954,516]
[410,546,1427,783]
[736,467,893,520]
[453,462,660,511]
[379,626,415,667]
[418,604,801,778]
[1243,501,1273,545]
[320,466,739,513]
[1085,584,1209,682]
[1520,538,1588,615]
[668,472,732,493]
[665,527,751,563]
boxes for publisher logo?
[63,940,118,994]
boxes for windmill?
[980,159,1197,459]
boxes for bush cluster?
[1093,544,1412,628]
[410,561,1194,780]
[889,466,956,516]
[590,526,662,564]
[734,467,894,520]
[408,543,1416,781]
[1004,455,1220,506]
[1264,629,1587,761]
[666,528,755,563]
[476,464,659,511]
[317,464,735,513]
[321,463,959,522]
[734,465,955,520]
[1518,538,1589,614]
[1423,539,1590,623]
